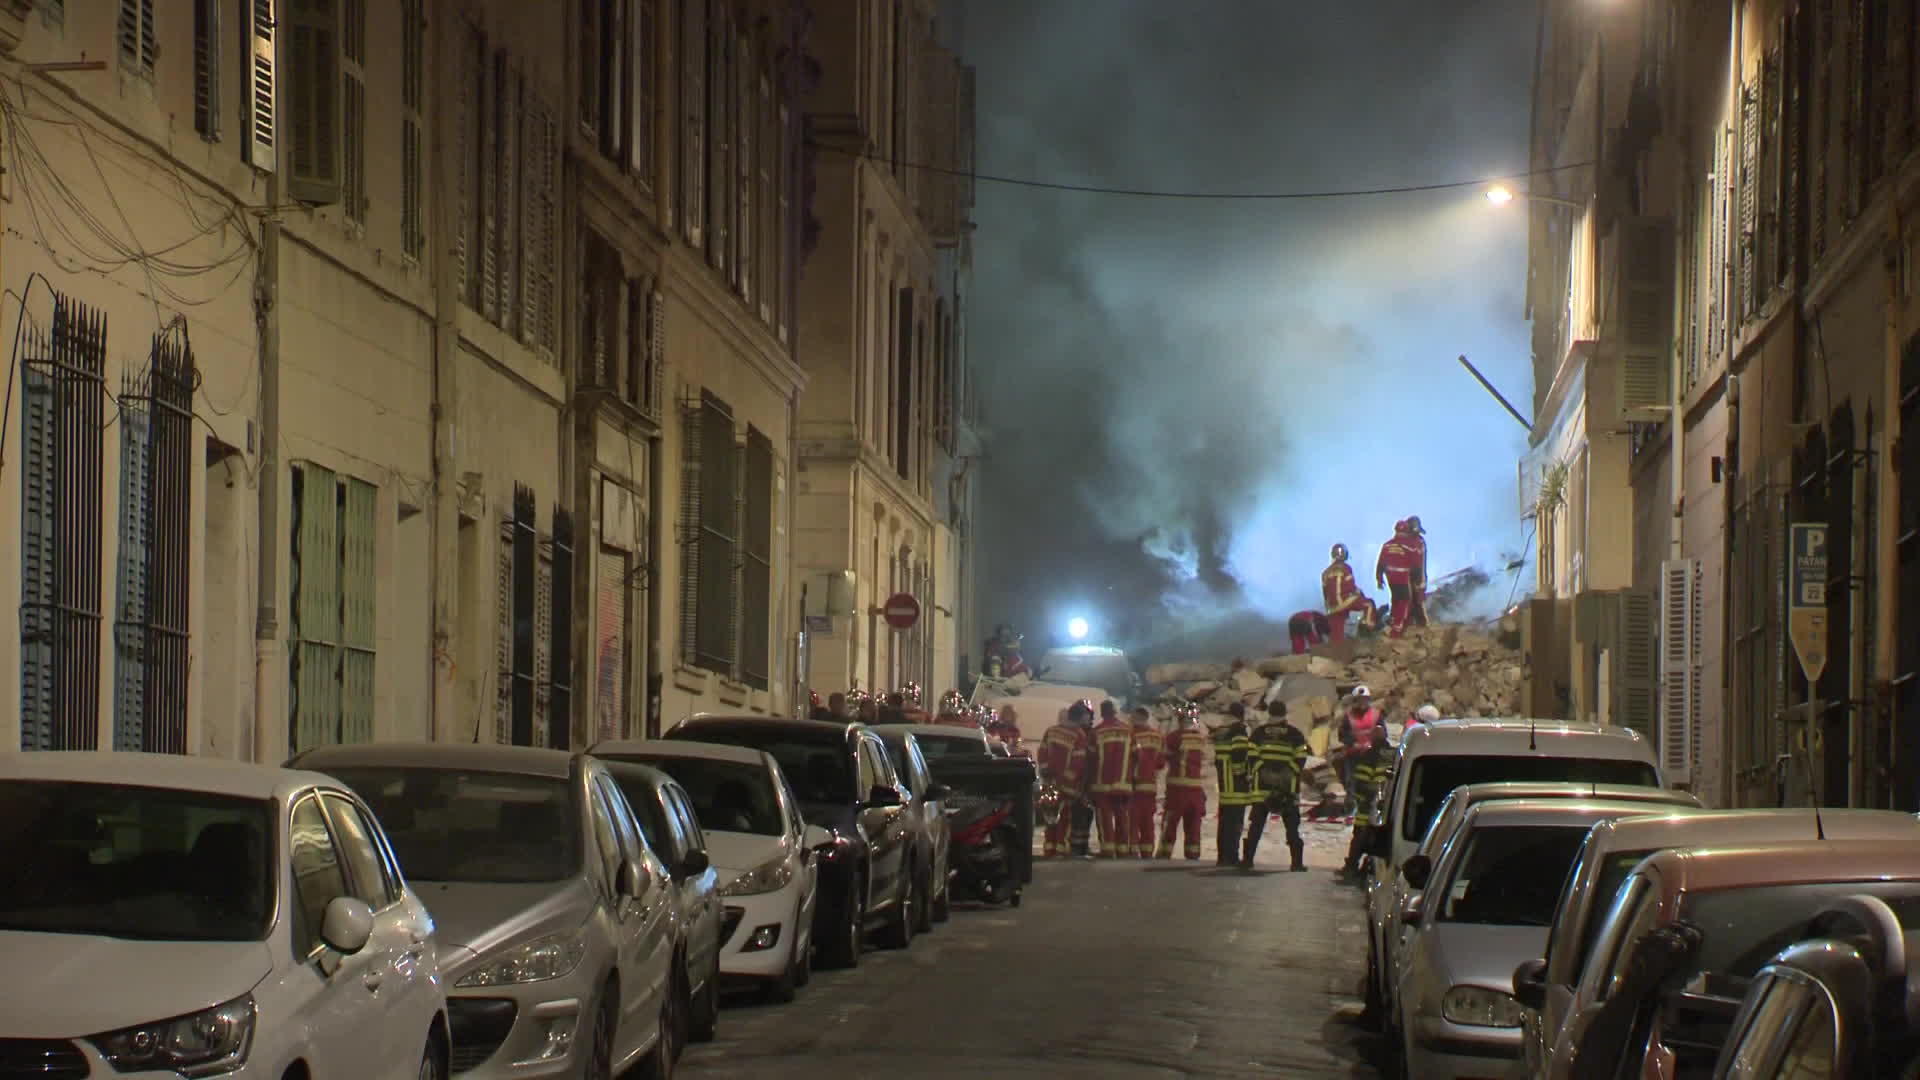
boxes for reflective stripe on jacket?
[1211,724,1257,806]
[1249,722,1310,798]
[1091,719,1134,794]
[1163,726,1210,788]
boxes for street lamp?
[1485,183,1587,211]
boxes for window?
[740,428,773,689]
[245,0,277,171]
[618,754,781,836]
[596,774,648,870]
[286,0,343,205]
[678,0,706,246]
[289,796,347,954]
[326,766,580,882]
[321,794,395,908]
[194,0,221,138]
[1436,825,1591,926]
[494,489,572,747]
[340,0,366,226]
[21,293,108,751]
[1400,756,1660,842]
[459,28,560,356]
[400,0,425,261]
[1770,989,1837,1077]
[680,391,738,675]
[706,2,733,276]
[734,31,753,303]
[118,0,156,78]
[586,780,625,886]
[665,785,706,854]
[287,462,377,753]
[895,288,915,479]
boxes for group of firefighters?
[1288,516,1432,653]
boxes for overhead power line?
[808,140,1595,201]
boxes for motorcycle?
[928,754,1036,908]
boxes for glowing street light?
[1483,183,1587,211]
[1067,617,1089,641]
[1485,184,1516,206]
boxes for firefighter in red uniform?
[1402,516,1430,628]
[1288,609,1333,654]
[1158,703,1209,860]
[1323,543,1378,640]
[988,705,1027,755]
[1126,706,1165,859]
[1375,521,1418,638]
[1089,700,1134,856]
[1038,705,1092,857]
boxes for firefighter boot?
[1289,839,1307,872]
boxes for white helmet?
[1416,704,1441,724]
[1351,684,1372,700]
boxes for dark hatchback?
[665,715,913,968]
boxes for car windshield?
[0,780,274,941]
[326,768,579,883]
[1402,756,1659,841]
[909,732,987,759]
[1571,847,1660,976]
[1680,882,1920,978]
[669,725,855,814]
[621,757,783,837]
[1437,824,1593,927]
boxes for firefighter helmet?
[1330,542,1349,562]
[1405,515,1425,534]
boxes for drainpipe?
[645,426,665,736]
[252,171,282,764]
[427,14,461,745]
[787,388,801,715]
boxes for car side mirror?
[925,782,952,801]
[1401,893,1424,928]
[802,824,832,851]
[320,896,374,956]
[1512,957,1549,1012]
[864,784,903,808]
[618,859,649,898]
[679,849,710,877]
[1400,854,1433,890]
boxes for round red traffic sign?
[882,592,921,630]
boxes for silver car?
[1393,798,1678,1080]
[292,743,681,1080]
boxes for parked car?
[664,715,914,968]
[887,723,995,761]
[867,724,957,925]
[0,751,450,1080]
[1515,807,1920,1079]
[289,743,680,1080]
[1711,893,1920,1079]
[1540,838,1920,1080]
[1361,721,1663,1026]
[596,760,723,1040]
[1392,798,1679,1079]
[1375,780,1698,1025]
[593,739,825,1003]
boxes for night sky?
[948,1,1542,663]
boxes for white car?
[592,739,826,1003]
[0,751,450,1080]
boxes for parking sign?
[1789,523,1829,683]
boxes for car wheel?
[931,860,951,923]
[418,1034,447,1080]
[878,864,914,949]
[587,985,618,1080]
[818,875,865,969]
[687,948,720,1042]
[1361,941,1386,1031]
[764,932,800,1005]
[911,857,934,934]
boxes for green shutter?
[339,476,377,743]
[289,462,340,751]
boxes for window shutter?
[288,462,341,752]
[194,0,221,139]
[521,97,559,352]
[728,432,746,675]
[579,0,600,138]
[680,0,705,247]
[339,476,376,745]
[119,0,156,76]
[1782,13,1802,284]
[285,0,343,205]
[707,10,730,275]
[246,0,278,171]
[757,74,774,324]
[1660,558,1699,782]
[600,0,625,162]
[1616,215,1675,421]
[679,398,704,666]
[735,33,753,303]
[1737,81,1758,319]
[630,0,655,184]
[596,548,628,742]
[477,41,499,319]
[1615,588,1658,735]
[645,286,665,418]
[455,22,482,306]
[625,277,645,406]
[113,406,153,752]
[495,55,523,338]
[494,521,514,744]
[776,103,791,344]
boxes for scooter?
[944,792,1024,907]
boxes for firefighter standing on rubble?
[1090,700,1134,856]
[1376,521,1420,638]
[1038,704,1093,857]
[1158,703,1209,860]
[1338,724,1395,883]
[1403,516,1430,627]
[1212,703,1257,868]
[1323,543,1379,640]
[1126,706,1165,859]
[1244,699,1310,872]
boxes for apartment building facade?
[0,0,816,759]
[1523,0,1920,811]
[792,0,977,701]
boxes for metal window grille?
[509,485,537,746]
[549,507,574,749]
[112,330,194,753]
[740,429,772,690]
[20,295,107,751]
[1731,474,1790,798]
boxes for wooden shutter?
[494,521,514,744]
[596,548,628,742]
[680,0,705,247]
[776,103,791,344]
[119,0,156,76]
[1737,81,1758,319]
[679,399,704,665]
[625,276,646,407]
[194,0,221,138]
[757,74,775,324]
[494,55,522,336]
[579,0,600,138]
[630,0,656,184]
[522,97,559,352]
[289,462,341,751]
[246,0,278,171]
[339,476,377,745]
[1615,589,1658,735]
[1660,559,1700,781]
[645,286,665,418]
[286,0,343,205]
[707,7,730,275]
[735,32,753,302]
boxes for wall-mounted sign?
[1788,523,1829,684]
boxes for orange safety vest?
[1163,726,1210,788]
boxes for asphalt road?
[678,821,1388,1079]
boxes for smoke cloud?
[951,1,1541,661]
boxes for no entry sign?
[882,592,921,630]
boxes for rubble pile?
[1141,620,1527,812]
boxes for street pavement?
[676,817,1386,1078]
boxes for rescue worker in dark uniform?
[1243,699,1309,872]
[1337,727,1395,883]
[1211,703,1256,868]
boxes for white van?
[1360,719,1662,1023]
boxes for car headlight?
[89,994,254,1077]
[455,929,590,988]
[720,854,796,897]
[1441,985,1525,1028]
